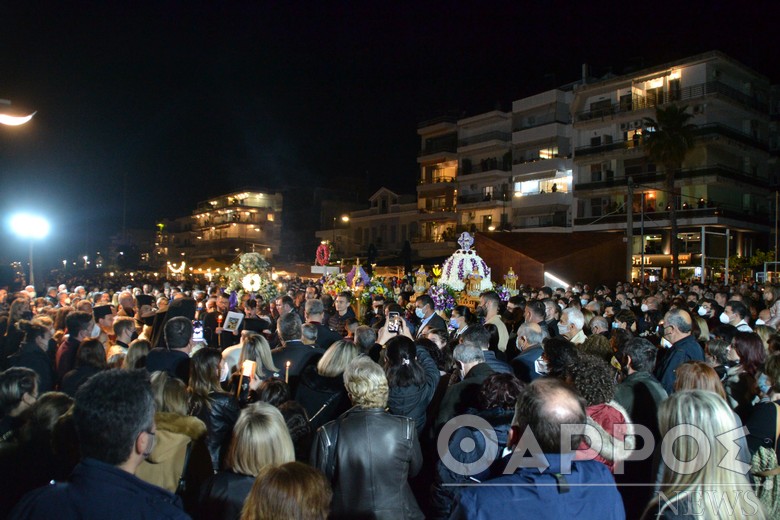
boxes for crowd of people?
[1,275,780,518]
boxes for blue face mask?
[611,321,620,329]
[415,308,425,319]
[758,373,772,395]
[449,317,459,329]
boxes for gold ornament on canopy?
[503,267,518,295]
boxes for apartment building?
[571,51,775,279]
[156,189,283,265]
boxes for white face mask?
[91,323,101,337]
[557,323,569,336]
[719,312,731,324]
[756,319,766,326]
[534,357,549,375]
[660,337,672,348]
[641,304,649,313]
[697,307,708,317]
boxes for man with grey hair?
[435,341,494,431]
[558,307,587,345]
[461,326,511,374]
[11,370,190,519]
[305,298,341,350]
[451,378,624,519]
[272,313,323,392]
[588,315,609,337]
[511,322,548,383]
[655,308,703,394]
[354,325,381,361]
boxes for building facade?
[155,189,283,268]
[571,51,775,280]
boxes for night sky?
[0,1,777,268]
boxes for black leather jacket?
[191,391,240,471]
[311,406,424,519]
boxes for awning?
[513,169,557,182]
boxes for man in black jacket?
[304,299,341,350]
[272,313,323,393]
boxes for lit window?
[539,147,558,160]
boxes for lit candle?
[217,314,223,326]
[285,361,291,384]
[242,360,256,378]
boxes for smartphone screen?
[192,320,204,341]
[388,312,400,332]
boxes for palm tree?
[643,105,696,280]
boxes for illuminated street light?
[83,255,88,269]
[0,111,35,126]
[9,213,50,288]
[332,214,350,253]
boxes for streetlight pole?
[10,213,49,290]
[332,215,349,256]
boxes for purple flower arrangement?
[427,284,457,312]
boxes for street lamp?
[331,214,350,254]
[9,213,49,289]
[83,255,88,269]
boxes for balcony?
[511,191,571,208]
[574,206,770,227]
[458,131,511,148]
[574,123,769,159]
[574,165,769,193]
[458,193,508,208]
[418,141,457,157]
[417,208,457,219]
[512,122,568,145]
[574,80,769,123]
[417,114,459,129]
[418,175,456,185]
[461,156,511,177]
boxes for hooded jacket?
[136,412,212,513]
[577,400,635,473]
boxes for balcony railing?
[418,175,456,185]
[574,206,770,227]
[418,142,458,157]
[417,114,459,129]
[458,193,509,205]
[574,123,769,158]
[574,80,769,122]
[458,131,511,148]
[513,115,570,132]
[573,164,769,192]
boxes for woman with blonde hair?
[241,461,332,520]
[227,333,280,405]
[200,402,295,520]
[693,315,710,344]
[642,390,766,519]
[312,356,423,519]
[296,339,359,430]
